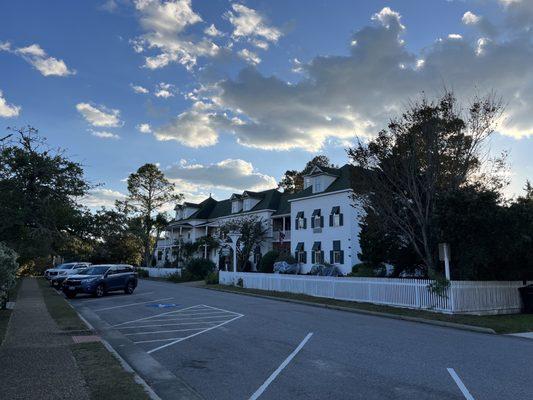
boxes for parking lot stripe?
[249,332,313,400]
[147,314,244,354]
[112,304,203,327]
[153,311,230,317]
[123,327,205,336]
[200,304,243,316]
[117,320,228,330]
[145,314,237,322]
[94,297,174,312]
[447,368,475,400]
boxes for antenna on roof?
[209,192,212,198]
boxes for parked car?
[50,267,90,289]
[44,262,92,282]
[62,264,138,299]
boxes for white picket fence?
[219,271,530,315]
[138,267,181,278]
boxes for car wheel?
[94,284,105,298]
[125,281,135,295]
[64,291,76,299]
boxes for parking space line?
[447,368,475,400]
[94,297,174,312]
[147,314,244,354]
[112,304,203,327]
[117,320,228,330]
[145,314,236,322]
[123,327,205,336]
[153,311,230,317]
[249,332,313,400]
[201,304,243,316]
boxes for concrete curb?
[204,286,497,335]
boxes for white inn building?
[154,164,362,275]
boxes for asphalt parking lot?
[69,279,533,400]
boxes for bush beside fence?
[219,271,531,315]
[138,267,181,278]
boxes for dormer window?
[313,179,322,193]
[231,200,242,213]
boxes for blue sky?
[1,0,532,210]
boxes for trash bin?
[519,285,533,313]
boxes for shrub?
[259,250,279,273]
[186,258,216,280]
[349,262,386,277]
[0,243,18,309]
[205,271,219,285]
[166,269,192,283]
[136,268,149,278]
[276,253,297,264]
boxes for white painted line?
[447,368,475,400]
[123,327,205,336]
[94,297,174,312]
[112,304,203,327]
[145,314,235,322]
[200,304,243,316]
[117,321,228,330]
[249,333,313,400]
[152,311,230,318]
[147,314,244,354]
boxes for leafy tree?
[0,126,91,268]
[0,242,18,309]
[259,250,279,273]
[278,155,336,193]
[348,92,504,277]
[219,215,269,271]
[121,164,183,267]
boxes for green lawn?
[209,284,533,334]
[37,279,150,400]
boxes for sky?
[1,0,533,211]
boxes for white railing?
[138,267,181,278]
[219,271,530,315]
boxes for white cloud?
[137,123,152,133]
[204,23,224,37]
[225,3,282,43]
[132,0,219,70]
[238,48,261,65]
[165,158,277,192]
[462,11,481,25]
[158,5,533,152]
[154,82,177,98]
[0,90,21,118]
[10,43,74,77]
[131,84,149,94]
[447,33,463,40]
[89,130,120,139]
[82,188,127,209]
[76,103,123,127]
[251,39,269,50]
[152,102,220,147]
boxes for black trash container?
[519,285,533,313]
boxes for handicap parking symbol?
[146,303,180,308]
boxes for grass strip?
[209,284,533,334]
[37,278,87,331]
[71,342,150,400]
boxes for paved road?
[70,279,533,400]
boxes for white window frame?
[314,215,321,228]
[298,251,306,263]
[333,213,340,227]
[333,250,341,264]
[315,251,323,264]
[298,217,305,229]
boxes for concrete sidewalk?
[0,278,90,400]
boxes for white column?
[204,226,208,259]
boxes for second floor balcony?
[273,229,291,242]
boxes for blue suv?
[62,264,138,299]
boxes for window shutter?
[330,250,334,264]
[295,218,299,230]
[320,215,324,227]
[329,214,333,227]
[303,251,307,263]
[339,213,344,226]
[294,251,298,260]
[320,251,324,263]
[340,251,344,264]
[311,251,315,264]
[303,218,307,229]
[311,217,315,229]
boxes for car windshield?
[57,263,77,269]
[80,266,110,275]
